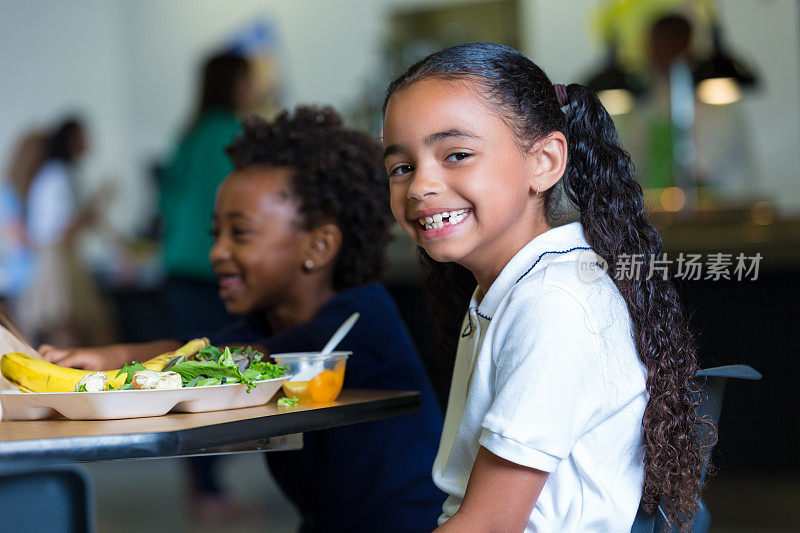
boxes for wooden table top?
[0,389,420,464]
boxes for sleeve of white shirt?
[27,164,75,248]
[479,282,607,473]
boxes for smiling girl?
[382,43,711,531]
[42,106,444,532]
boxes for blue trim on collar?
[461,306,492,337]
[461,316,473,337]
[475,308,492,320]
[515,246,592,284]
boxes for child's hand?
[39,344,123,371]
[38,344,70,363]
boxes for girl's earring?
[304,259,314,271]
[536,186,541,196]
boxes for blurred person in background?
[159,51,260,520]
[628,12,754,203]
[0,131,47,315]
[637,14,694,190]
[18,117,113,347]
[160,51,259,339]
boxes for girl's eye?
[445,152,472,162]
[210,228,219,239]
[232,228,251,237]
[389,164,414,177]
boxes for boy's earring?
[304,259,314,270]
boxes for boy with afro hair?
[43,106,445,532]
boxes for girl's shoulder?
[499,255,629,337]
[492,255,643,389]
[513,251,622,305]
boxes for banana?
[0,338,208,393]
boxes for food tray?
[0,376,289,421]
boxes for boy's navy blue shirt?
[212,284,444,532]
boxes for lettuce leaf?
[172,345,286,392]
[115,362,147,385]
[169,360,255,392]
[247,361,287,380]
[219,347,236,368]
[194,345,223,362]
[185,375,203,388]
[277,396,299,407]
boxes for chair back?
[630,364,761,532]
[0,463,94,532]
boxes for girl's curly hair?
[384,42,714,530]
[226,106,392,290]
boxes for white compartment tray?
[0,376,288,421]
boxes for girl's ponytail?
[561,83,662,282]
[562,83,714,527]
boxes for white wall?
[116,0,470,174]
[717,0,800,211]
[0,0,137,231]
[2,0,799,237]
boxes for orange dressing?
[282,361,346,403]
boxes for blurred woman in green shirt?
[160,52,257,338]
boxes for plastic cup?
[272,351,349,403]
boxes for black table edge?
[0,390,421,465]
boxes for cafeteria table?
[0,389,421,464]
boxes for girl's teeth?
[418,209,469,230]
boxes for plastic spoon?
[320,312,360,355]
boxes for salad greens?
[72,346,285,393]
[169,345,286,393]
[100,361,145,390]
[277,396,299,407]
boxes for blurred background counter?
[657,211,800,268]
[654,211,800,474]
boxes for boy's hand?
[39,345,124,371]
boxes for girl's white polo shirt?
[432,222,647,532]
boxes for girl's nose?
[407,164,443,200]
[209,237,230,266]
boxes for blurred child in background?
[44,107,445,532]
[0,131,46,314]
[19,118,113,347]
